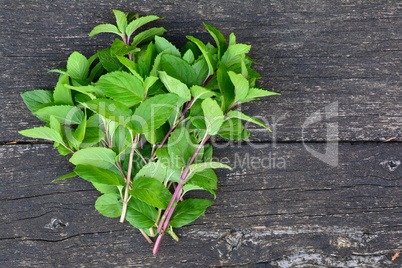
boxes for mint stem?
[153,134,211,254]
[148,72,215,163]
[153,233,164,255]
[120,134,139,223]
[148,97,195,163]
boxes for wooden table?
[1,1,401,267]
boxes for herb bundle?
[19,10,279,254]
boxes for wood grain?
[1,0,400,142]
[0,144,401,267]
[1,0,401,267]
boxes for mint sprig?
[19,10,280,255]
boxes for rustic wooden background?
[1,0,401,267]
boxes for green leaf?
[143,122,168,144]
[65,84,101,99]
[87,54,98,66]
[136,58,150,78]
[229,33,236,46]
[241,87,280,103]
[88,62,104,82]
[145,41,157,70]
[95,193,122,218]
[160,54,198,87]
[190,85,216,101]
[110,39,140,56]
[132,27,167,47]
[115,55,142,81]
[187,168,217,198]
[134,162,167,183]
[186,36,214,76]
[67,52,89,81]
[51,172,77,182]
[189,161,231,176]
[71,110,87,148]
[69,147,117,169]
[74,165,125,186]
[182,49,195,64]
[240,56,248,79]
[126,15,162,38]
[19,127,64,144]
[113,10,127,34]
[155,36,181,57]
[170,198,213,228]
[49,115,62,134]
[150,49,164,77]
[96,71,144,107]
[81,127,105,148]
[34,105,84,124]
[158,71,191,103]
[143,75,159,96]
[111,125,131,157]
[217,64,234,111]
[168,127,197,168]
[218,118,250,140]
[48,68,67,75]
[189,99,206,130]
[89,24,121,37]
[127,13,140,22]
[221,44,251,67]
[204,23,228,59]
[92,183,119,194]
[165,167,182,183]
[226,110,269,130]
[21,90,53,113]
[129,177,173,209]
[201,98,224,135]
[57,145,73,156]
[53,74,74,105]
[181,41,202,60]
[126,197,158,229]
[128,93,179,133]
[182,184,204,194]
[203,144,213,162]
[97,48,123,72]
[228,71,249,104]
[84,98,132,126]
[192,57,209,86]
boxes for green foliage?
[130,177,173,209]
[19,127,65,145]
[95,193,122,217]
[21,90,53,112]
[69,147,116,169]
[74,165,125,186]
[96,71,144,107]
[201,98,224,135]
[67,52,89,81]
[128,93,178,133]
[34,105,84,124]
[19,10,279,254]
[170,199,213,228]
[160,54,198,87]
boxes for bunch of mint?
[19,10,279,254]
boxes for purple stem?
[202,74,214,87]
[122,33,133,61]
[148,97,195,163]
[155,134,210,245]
[149,73,215,163]
[153,233,164,255]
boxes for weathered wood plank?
[1,143,400,267]
[1,0,401,142]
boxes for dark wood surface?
[1,0,401,267]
